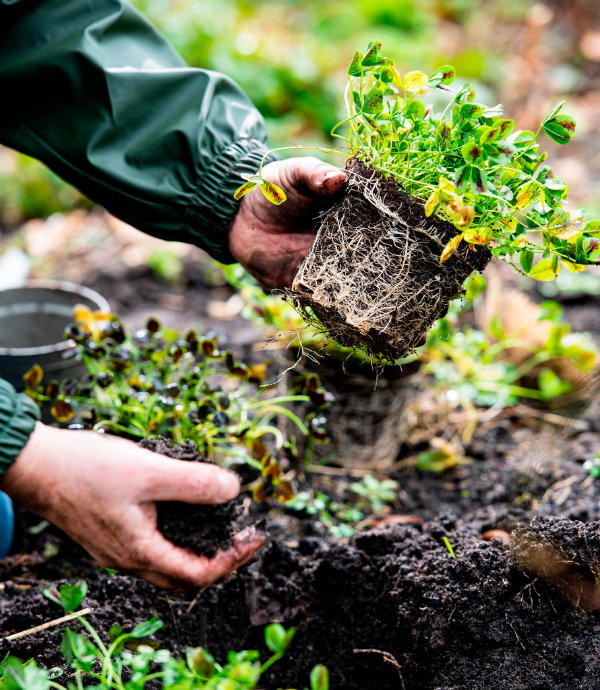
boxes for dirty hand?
[228,156,346,290]
[1,423,264,589]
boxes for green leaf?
[130,617,164,638]
[362,87,384,114]
[260,180,287,205]
[1,658,50,690]
[542,100,565,124]
[543,115,576,145]
[348,51,364,76]
[352,90,362,111]
[361,41,383,66]
[459,103,485,119]
[233,180,257,200]
[264,624,296,654]
[538,368,572,400]
[461,141,484,164]
[187,647,217,677]
[481,119,514,143]
[379,66,394,83]
[520,250,534,273]
[310,664,330,690]
[429,64,456,88]
[44,581,87,614]
[404,98,426,121]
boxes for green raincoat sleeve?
[0,0,276,470]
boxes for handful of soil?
[139,438,244,558]
[289,158,491,361]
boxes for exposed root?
[289,158,491,360]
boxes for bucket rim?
[0,279,110,357]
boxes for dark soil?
[2,407,600,689]
[289,158,491,360]
[139,437,244,557]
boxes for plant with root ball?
[236,41,600,362]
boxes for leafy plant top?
[337,41,599,279]
[237,41,600,282]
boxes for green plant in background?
[287,490,365,539]
[23,306,332,504]
[349,475,398,512]
[0,581,329,690]
[422,296,598,409]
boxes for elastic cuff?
[184,139,278,263]
[0,381,40,478]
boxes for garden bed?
[2,396,600,689]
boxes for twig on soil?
[305,464,375,477]
[353,648,406,690]
[512,404,589,430]
[3,607,93,642]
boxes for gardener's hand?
[228,157,346,290]
[1,423,264,589]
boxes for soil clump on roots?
[290,158,491,360]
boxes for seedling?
[24,307,332,504]
[1,581,328,690]
[349,475,398,513]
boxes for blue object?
[0,492,14,558]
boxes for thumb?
[143,456,241,504]
[283,157,346,197]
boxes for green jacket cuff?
[185,140,278,263]
[0,379,40,478]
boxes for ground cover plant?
[237,41,600,362]
[0,582,329,690]
[23,306,331,508]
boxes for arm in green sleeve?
[0,0,276,262]
[0,379,40,477]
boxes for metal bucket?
[0,280,110,391]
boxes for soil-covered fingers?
[126,527,266,589]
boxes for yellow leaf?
[51,400,74,423]
[464,227,493,245]
[260,180,287,205]
[403,71,429,95]
[440,233,465,263]
[562,260,586,273]
[233,180,257,200]
[515,181,539,209]
[424,190,439,217]
[23,364,43,390]
[528,258,561,281]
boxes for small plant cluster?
[0,581,329,690]
[422,290,598,410]
[24,306,332,503]
[338,42,600,278]
[287,475,398,538]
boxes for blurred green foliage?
[132,0,531,146]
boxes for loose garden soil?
[2,394,600,689]
[3,246,600,689]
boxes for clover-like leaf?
[403,71,429,95]
[429,65,456,89]
[543,115,576,145]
